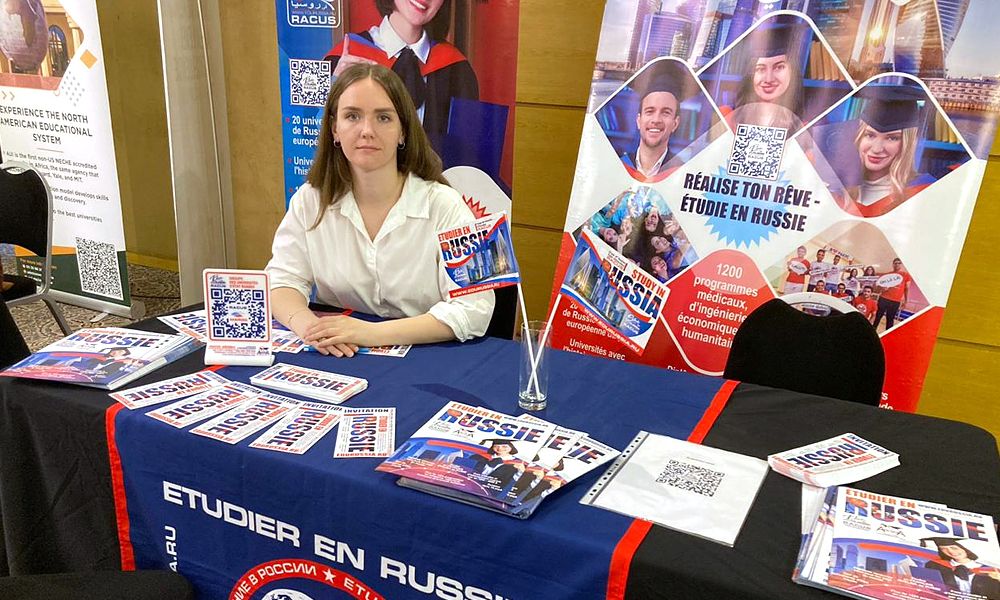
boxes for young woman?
[837,87,934,217]
[267,64,494,357]
[728,22,804,130]
[324,0,478,152]
[923,538,1000,598]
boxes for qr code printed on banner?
[76,237,123,300]
[209,288,268,341]
[290,59,331,107]
[727,124,786,180]
[655,459,724,497]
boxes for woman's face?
[333,78,403,175]
[650,255,668,277]
[941,544,969,561]
[849,269,857,278]
[858,125,902,179]
[492,443,514,457]
[864,266,875,276]
[393,0,445,28]
[644,210,660,232]
[651,235,671,253]
[753,54,790,103]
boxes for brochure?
[580,431,768,546]
[248,402,343,454]
[158,309,208,341]
[189,390,299,444]
[333,407,396,458]
[146,381,259,429]
[0,327,201,391]
[795,486,1000,600]
[558,229,669,355]
[769,433,899,487]
[437,211,520,297]
[376,401,556,505]
[203,269,274,367]
[250,363,368,404]
[357,345,411,358]
[109,370,229,409]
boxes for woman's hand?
[303,315,380,357]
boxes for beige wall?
[209,1,1000,439]
[98,1,177,269]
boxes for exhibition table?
[1,317,998,599]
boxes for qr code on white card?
[290,59,331,107]
[728,124,786,180]
[655,459,724,497]
[209,288,267,340]
[76,237,123,300]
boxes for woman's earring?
[398,140,406,150]
[333,138,341,148]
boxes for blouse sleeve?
[426,186,496,342]
[265,187,317,303]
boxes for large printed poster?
[0,0,133,311]
[549,0,1000,412]
[274,0,519,216]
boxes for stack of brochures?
[250,363,368,404]
[580,431,768,546]
[0,327,201,390]
[377,401,619,519]
[768,433,899,487]
[794,486,1000,599]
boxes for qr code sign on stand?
[76,237,123,300]
[655,459,725,497]
[209,288,268,341]
[727,124,786,180]
[290,59,331,107]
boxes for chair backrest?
[0,162,51,258]
[0,301,30,369]
[723,298,885,406]
[485,285,517,339]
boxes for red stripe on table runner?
[105,402,136,570]
[604,379,740,600]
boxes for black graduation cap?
[746,22,798,59]
[631,60,694,107]
[858,85,926,133]
[481,438,519,454]
[920,536,969,548]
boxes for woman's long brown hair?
[306,63,448,229]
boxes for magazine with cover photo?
[376,401,556,505]
[0,327,201,390]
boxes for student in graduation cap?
[324,0,478,153]
[620,63,685,181]
[921,537,1000,598]
[728,20,805,131]
[837,86,934,218]
[266,63,493,357]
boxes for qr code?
[655,459,724,497]
[76,237,123,300]
[728,124,786,180]
[209,288,268,340]
[290,59,331,107]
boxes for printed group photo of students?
[579,186,698,285]
[767,222,929,334]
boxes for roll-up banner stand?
[274,0,519,217]
[0,0,142,319]
[548,0,998,412]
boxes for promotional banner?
[549,1,1000,411]
[274,0,519,216]
[0,0,136,314]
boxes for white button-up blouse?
[266,174,495,341]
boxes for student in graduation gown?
[921,537,1000,599]
[324,0,478,155]
[266,63,493,356]
[618,61,687,182]
[836,85,934,218]
[725,20,805,131]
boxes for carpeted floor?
[4,257,181,351]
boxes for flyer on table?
[546,2,1000,411]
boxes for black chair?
[0,300,29,369]
[485,285,517,339]
[0,162,71,334]
[723,297,885,406]
[0,570,194,599]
